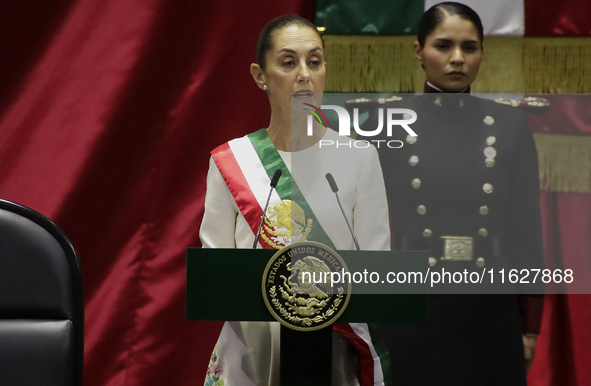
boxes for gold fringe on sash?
[534,133,591,194]
[324,36,591,94]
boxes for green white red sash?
[211,128,334,249]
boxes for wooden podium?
[186,248,428,385]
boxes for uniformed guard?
[359,3,546,385]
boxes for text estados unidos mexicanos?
[300,268,573,288]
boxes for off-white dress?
[200,128,391,386]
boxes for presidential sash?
[211,128,334,249]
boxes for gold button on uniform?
[412,178,421,189]
[423,228,433,238]
[406,135,417,144]
[476,257,486,268]
[409,155,419,166]
[485,158,495,168]
[479,206,489,215]
[484,146,497,158]
[483,183,494,194]
[483,116,495,126]
[486,136,496,146]
[417,205,427,215]
[478,228,488,237]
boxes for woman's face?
[415,15,483,92]
[257,25,326,112]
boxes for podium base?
[280,326,332,386]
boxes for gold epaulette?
[494,97,550,115]
[344,95,402,113]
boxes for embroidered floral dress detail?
[204,345,224,386]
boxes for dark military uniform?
[364,87,545,386]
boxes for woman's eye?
[283,60,296,67]
[436,43,450,51]
[309,59,321,67]
[463,45,478,53]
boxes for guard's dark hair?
[417,2,484,47]
[256,14,324,71]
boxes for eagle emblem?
[261,200,313,248]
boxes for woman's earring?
[263,85,267,90]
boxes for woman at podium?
[366,2,545,386]
[200,14,391,386]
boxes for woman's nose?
[450,46,464,65]
[297,63,311,81]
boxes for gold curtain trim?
[324,36,591,93]
[534,133,591,193]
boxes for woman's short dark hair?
[256,14,324,71]
[417,2,484,47]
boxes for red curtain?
[524,96,591,385]
[528,191,591,386]
[525,0,591,36]
[0,1,313,385]
[0,1,589,386]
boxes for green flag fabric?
[315,0,425,35]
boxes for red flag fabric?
[525,0,591,36]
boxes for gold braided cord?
[324,36,591,93]
[534,133,591,194]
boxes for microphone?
[326,172,338,193]
[253,169,282,249]
[325,173,360,251]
